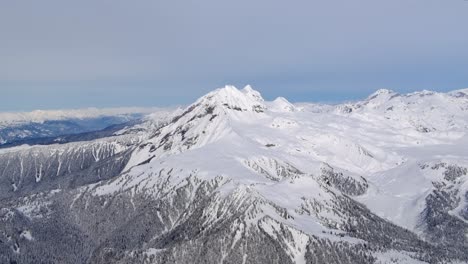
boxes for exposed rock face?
[0,138,135,200]
[416,163,468,255]
[318,163,369,196]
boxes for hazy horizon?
[1,85,467,113]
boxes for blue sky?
[1,0,468,111]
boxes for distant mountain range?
[1,86,467,263]
[0,107,175,147]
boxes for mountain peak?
[367,89,396,100]
[363,89,399,107]
[449,88,468,98]
[242,85,264,102]
[269,97,296,112]
[129,85,267,161]
[196,85,266,113]
[242,84,255,93]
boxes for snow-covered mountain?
[1,85,467,264]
